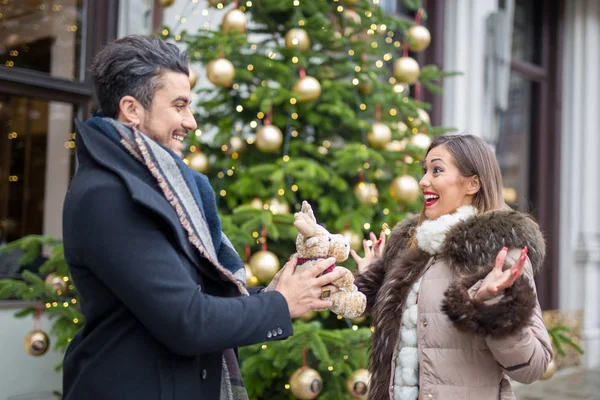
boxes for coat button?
[267,331,272,339]
[277,328,283,335]
[201,369,207,380]
[272,329,278,337]
[427,395,433,400]
[423,320,428,327]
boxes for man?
[62,35,343,400]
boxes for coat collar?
[388,207,546,275]
[415,205,478,255]
[74,119,221,281]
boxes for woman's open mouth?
[424,192,439,207]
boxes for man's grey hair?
[90,35,189,118]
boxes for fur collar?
[356,208,545,400]
[394,208,546,275]
[415,205,478,254]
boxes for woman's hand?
[473,246,528,302]
[350,231,386,274]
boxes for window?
[0,0,85,81]
[496,0,562,309]
[0,0,118,277]
[0,95,76,243]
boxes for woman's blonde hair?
[408,134,507,247]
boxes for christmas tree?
[161,0,450,398]
[0,0,452,397]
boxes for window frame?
[0,0,119,279]
[0,0,119,112]
[503,0,562,310]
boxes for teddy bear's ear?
[295,204,317,237]
[301,201,317,224]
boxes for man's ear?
[117,95,142,126]
[467,175,481,195]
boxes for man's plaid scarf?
[89,117,249,400]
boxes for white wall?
[162,0,230,93]
[441,0,499,137]
[559,0,600,369]
[118,0,155,37]
[0,303,63,399]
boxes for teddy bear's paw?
[329,291,367,319]
[332,267,354,289]
[342,309,365,320]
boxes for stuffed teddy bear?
[293,201,366,319]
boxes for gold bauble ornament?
[540,359,556,380]
[393,57,420,85]
[285,28,310,51]
[410,133,432,155]
[245,264,259,287]
[407,25,431,52]
[390,175,420,203]
[397,121,409,136]
[367,122,392,149]
[249,250,280,283]
[268,197,290,215]
[289,367,323,399]
[343,9,362,36]
[229,136,246,152]
[293,76,321,103]
[222,9,247,35]
[255,125,283,153]
[341,229,362,252]
[354,182,379,205]
[188,68,198,89]
[346,368,371,400]
[188,152,210,174]
[248,197,264,209]
[417,108,431,127]
[24,330,50,356]
[406,108,431,132]
[159,0,176,7]
[206,58,235,88]
[385,139,407,152]
[44,273,67,294]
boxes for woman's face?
[419,144,479,220]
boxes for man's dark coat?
[62,121,292,399]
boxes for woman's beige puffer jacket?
[356,210,553,400]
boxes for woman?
[352,134,552,400]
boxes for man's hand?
[275,256,345,318]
